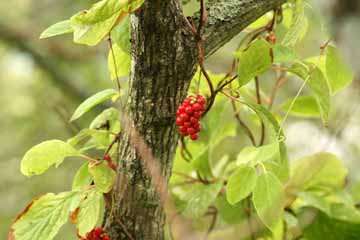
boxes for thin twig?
[204,208,218,240]
[245,197,256,240]
[104,133,121,156]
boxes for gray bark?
[105,0,286,239]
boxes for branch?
[196,0,286,57]
[0,23,87,102]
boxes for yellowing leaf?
[70,0,144,46]
[76,189,104,236]
[21,140,79,177]
[12,191,81,240]
[88,161,116,193]
[40,20,73,39]
[72,163,93,191]
[108,43,130,80]
[325,45,354,95]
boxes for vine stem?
[277,75,309,136]
[107,34,121,93]
[255,76,265,146]
[278,39,331,136]
[231,100,257,146]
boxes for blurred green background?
[0,0,359,239]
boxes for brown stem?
[255,77,266,146]
[231,101,257,146]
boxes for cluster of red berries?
[176,95,206,141]
[83,227,110,240]
[104,154,117,170]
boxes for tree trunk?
[104,0,286,239]
[104,0,197,239]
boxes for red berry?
[190,117,198,124]
[176,95,205,140]
[190,133,198,140]
[176,117,183,125]
[183,122,191,128]
[94,227,103,235]
[187,128,196,134]
[193,111,202,119]
[180,131,189,136]
[104,154,111,162]
[185,106,193,114]
[197,96,206,105]
[179,126,186,132]
[183,98,191,105]
[103,236,110,240]
[193,122,200,130]
[108,162,117,170]
[180,113,189,122]
[192,103,201,111]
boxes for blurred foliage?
[0,0,360,239]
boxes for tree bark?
[105,0,286,239]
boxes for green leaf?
[351,182,360,204]
[215,195,246,224]
[288,60,309,80]
[226,165,257,205]
[76,189,103,236]
[108,43,130,80]
[248,12,273,29]
[330,203,360,223]
[67,129,92,147]
[88,161,116,193]
[295,191,331,215]
[289,62,331,125]
[302,209,360,240]
[70,0,144,46]
[282,0,308,47]
[21,140,79,177]
[191,146,213,179]
[236,142,279,166]
[236,39,272,87]
[40,20,73,39]
[12,191,81,240]
[90,107,119,129]
[72,163,93,191]
[240,99,289,182]
[281,95,320,118]
[307,65,331,125]
[287,152,348,192]
[252,172,285,234]
[183,182,223,218]
[111,15,131,53]
[272,44,298,64]
[71,89,118,122]
[325,45,354,95]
